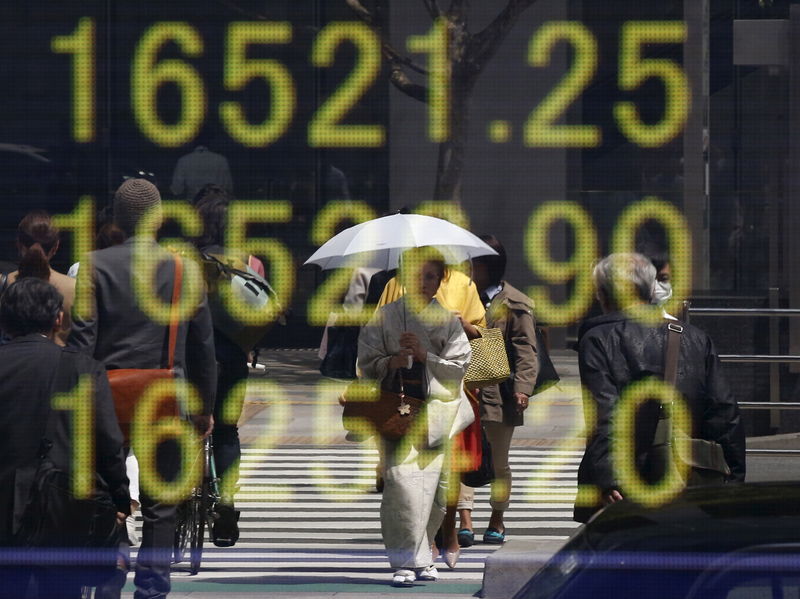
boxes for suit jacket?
[0,335,130,543]
[480,282,539,426]
[69,237,217,415]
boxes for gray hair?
[593,253,656,311]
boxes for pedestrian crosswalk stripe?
[132,444,580,584]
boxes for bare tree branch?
[345,0,376,25]
[448,0,468,19]
[470,0,537,69]
[215,0,269,20]
[422,0,442,19]
[388,63,428,102]
[345,0,428,75]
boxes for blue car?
[513,482,800,599]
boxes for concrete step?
[481,538,568,599]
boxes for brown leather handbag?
[107,254,183,443]
[341,374,425,441]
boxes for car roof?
[580,482,800,553]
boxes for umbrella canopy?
[304,213,497,270]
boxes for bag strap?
[39,350,67,459]
[166,254,183,370]
[664,322,683,387]
[655,322,684,447]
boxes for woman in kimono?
[357,247,474,587]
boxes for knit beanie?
[113,178,162,236]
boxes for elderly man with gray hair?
[574,253,745,523]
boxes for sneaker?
[415,565,439,581]
[391,569,416,587]
[126,514,139,546]
[212,504,240,547]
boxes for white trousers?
[380,440,448,569]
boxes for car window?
[724,575,800,599]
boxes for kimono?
[357,297,473,568]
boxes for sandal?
[483,527,506,544]
[457,528,474,548]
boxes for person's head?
[472,234,506,292]
[647,252,672,305]
[16,210,60,281]
[194,194,230,248]
[399,246,447,304]
[0,277,63,338]
[593,253,656,313]
[113,178,162,237]
[96,222,126,250]
[192,183,232,207]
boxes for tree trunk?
[433,79,473,203]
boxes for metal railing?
[686,291,800,456]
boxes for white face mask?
[653,281,673,306]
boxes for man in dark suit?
[0,277,130,598]
[70,178,217,599]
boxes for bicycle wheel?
[173,500,190,563]
[189,482,208,575]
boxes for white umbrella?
[304,213,497,270]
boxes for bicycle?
[173,436,220,575]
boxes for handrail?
[739,402,800,410]
[688,307,800,317]
[720,355,800,363]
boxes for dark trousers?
[212,342,248,499]
[96,440,180,599]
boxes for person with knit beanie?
[70,178,216,599]
[113,178,163,237]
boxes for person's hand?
[389,349,413,370]
[116,512,127,527]
[399,332,427,363]
[602,489,624,505]
[514,392,530,414]
[191,414,214,438]
[452,311,481,339]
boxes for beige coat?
[480,282,539,426]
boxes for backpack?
[201,252,284,353]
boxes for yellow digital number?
[307,201,379,327]
[131,201,204,325]
[132,379,203,503]
[52,196,95,317]
[309,22,385,148]
[51,374,94,499]
[220,22,295,148]
[407,18,450,143]
[525,22,601,148]
[525,202,598,326]
[51,17,96,143]
[131,22,206,148]
[614,21,690,148]
[225,201,294,326]
[612,378,691,507]
[611,196,692,322]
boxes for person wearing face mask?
[645,252,679,320]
